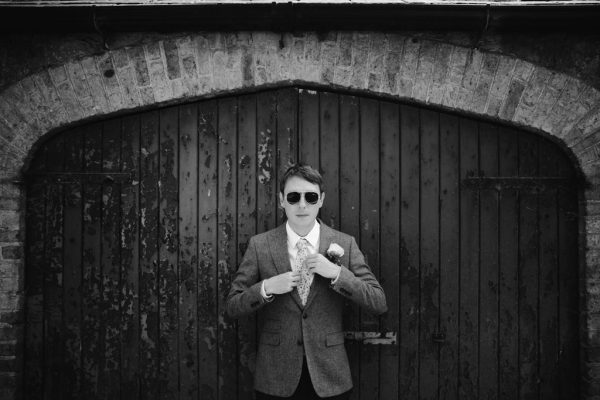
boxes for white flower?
[327,243,344,258]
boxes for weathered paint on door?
[24,87,580,400]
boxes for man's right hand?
[264,271,301,295]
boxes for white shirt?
[261,220,340,299]
[286,220,320,269]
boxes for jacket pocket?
[326,331,345,347]
[263,318,281,331]
[260,332,280,346]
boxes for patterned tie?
[295,238,312,306]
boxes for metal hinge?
[462,177,574,192]
[25,172,132,184]
[344,331,397,345]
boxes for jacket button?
[302,313,307,319]
[297,339,303,346]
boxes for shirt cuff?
[331,266,342,284]
[261,280,274,301]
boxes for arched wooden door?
[24,87,580,400]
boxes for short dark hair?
[279,164,324,194]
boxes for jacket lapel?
[268,223,303,308]
[304,221,337,310]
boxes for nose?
[298,196,307,207]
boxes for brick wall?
[1,31,600,399]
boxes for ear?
[278,192,285,208]
[319,191,325,207]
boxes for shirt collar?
[286,220,320,249]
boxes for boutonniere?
[326,243,344,265]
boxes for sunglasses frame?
[285,191,320,205]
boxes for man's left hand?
[305,254,341,279]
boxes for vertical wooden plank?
[139,110,160,400]
[379,100,400,400]
[25,144,47,400]
[557,149,580,400]
[237,94,257,399]
[518,133,539,400]
[44,135,65,400]
[339,94,361,400]
[276,88,298,225]
[63,128,83,399]
[218,97,238,400]
[198,100,219,400]
[439,113,460,400]
[256,90,278,233]
[319,91,340,229]
[479,123,499,400]
[299,88,320,168]
[101,118,122,400]
[81,123,103,399]
[158,106,180,400]
[121,114,140,399]
[459,118,479,400]
[359,97,381,399]
[538,138,559,399]
[179,103,199,400]
[498,128,519,400]
[419,108,440,400]
[399,104,420,400]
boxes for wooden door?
[24,87,580,400]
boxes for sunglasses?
[286,191,320,205]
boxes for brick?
[0,211,19,230]
[34,71,69,126]
[116,65,141,108]
[558,77,585,107]
[384,50,401,95]
[397,38,420,97]
[530,86,561,129]
[338,32,353,67]
[53,75,85,121]
[65,61,91,102]
[432,43,452,85]
[127,46,151,87]
[0,372,16,387]
[413,40,436,101]
[1,246,22,260]
[0,311,22,325]
[321,41,338,85]
[80,56,110,114]
[96,53,124,111]
[3,85,41,134]
[513,59,534,82]
[19,76,53,132]
[0,356,16,372]
[163,39,181,80]
[0,95,31,142]
[350,34,370,89]
[500,79,525,120]
[147,56,172,103]
[0,231,19,243]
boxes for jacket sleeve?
[330,237,388,315]
[226,236,271,319]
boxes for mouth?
[296,214,309,218]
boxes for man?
[226,164,387,399]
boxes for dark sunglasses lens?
[286,192,301,204]
[305,192,319,204]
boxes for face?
[279,176,325,234]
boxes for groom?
[226,164,387,399]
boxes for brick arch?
[1,31,600,398]
[1,32,600,182]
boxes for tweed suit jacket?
[226,222,387,398]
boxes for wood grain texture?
[22,87,582,400]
